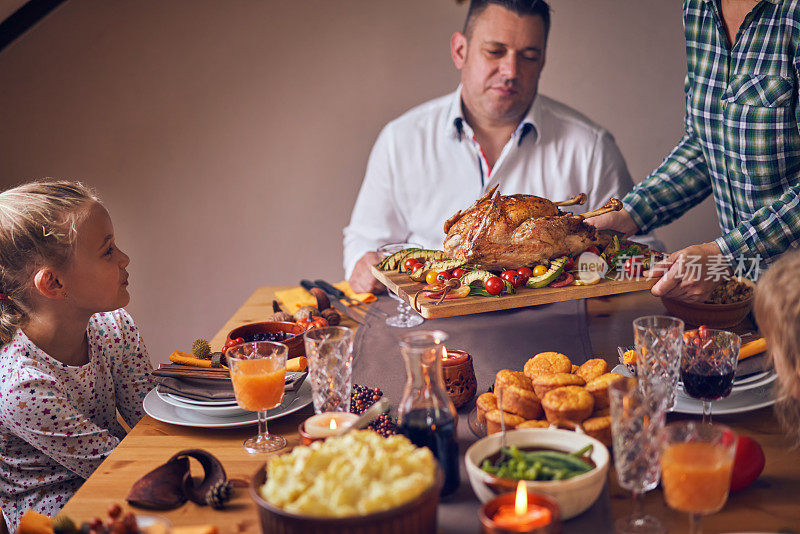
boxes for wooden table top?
[58,288,800,533]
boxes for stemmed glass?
[303,326,354,413]
[633,316,684,410]
[377,242,425,328]
[226,341,288,453]
[661,421,737,534]
[609,377,668,534]
[681,328,741,423]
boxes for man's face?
[452,5,546,127]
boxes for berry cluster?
[350,384,397,437]
[243,331,293,343]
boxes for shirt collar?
[702,0,779,4]
[448,85,540,145]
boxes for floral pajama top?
[0,309,154,532]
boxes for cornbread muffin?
[585,373,625,410]
[541,386,595,423]
[499,385,543,420]
[582,415,612,447]
[485,410,526,435]
[494,369,533,395]
[571,364,580,373]
[523,352,572,380]
[517,419,551,429]
[532,372,586,399]
[576,358,609,383]
[476,392,498,425]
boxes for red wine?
[399,409,460,497]
[681,366,735,400]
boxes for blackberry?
[242,332,292,343]
[350,384,397,437]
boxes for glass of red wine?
[680,326,741,423]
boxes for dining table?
[57,287,800,533]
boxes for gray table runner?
[353,296,612,533]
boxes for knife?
[313,279,388,317]
[300,280,366,325]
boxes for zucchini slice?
[398,249,451,272]
[526,257,568,288]
[378,248,423,271]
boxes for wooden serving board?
[370,265,657,319]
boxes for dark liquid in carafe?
[399,409,460,497]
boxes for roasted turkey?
[442,186,622,269]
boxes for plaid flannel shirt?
[623,0,800,263]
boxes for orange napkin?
[276,281,376,311]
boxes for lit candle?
[441,349,469,367]
[486,481,553,532]
[303,412,359,439]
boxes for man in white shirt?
[345,0,656,292]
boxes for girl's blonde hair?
[754,248,800,447]
[0,180,100,344]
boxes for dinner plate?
[611,365,776,415]
[156,389,245,417]
[143,380,312,428]
[158,372,302,407]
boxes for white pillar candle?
[303,412,359,438]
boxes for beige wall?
[0,1,719,363]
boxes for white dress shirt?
[343,87,659,277]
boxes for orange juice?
[661,441,734,514]
[230,359,286,411]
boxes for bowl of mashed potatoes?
[249,430,442,534]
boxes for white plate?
[143,380,312,428]
[156,389,245,417]
[611,365,776,415]
[158,372,301,407]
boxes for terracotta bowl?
[465,428,609,520]
[227,321,305,358]
[249,464,442,534]
[661,295,753,329]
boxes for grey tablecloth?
[352,295,612,534]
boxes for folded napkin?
[157,372,307,402]
[276,281,376,311]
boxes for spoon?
[338,398,390,435]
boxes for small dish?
[661,279,754,328]
[227,321,305,357]
[464,428,609,520]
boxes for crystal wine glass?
[681,328,740,423]
[661,421,737,534]
[633,315,684,410]
[226,341,288,453]
[377,242,425,328]
[609,377,668,534]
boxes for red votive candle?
[441,349,469,367]
[479,481,561,534]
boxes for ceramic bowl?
[250,464,442,534]
[464,428,610,520]
[227,321,305,358]
[661,295,753,328]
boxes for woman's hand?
[646,242,723,302]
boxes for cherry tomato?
[403,258,422,271]
[452,267,466,279]
[436,271,453,283]
[532,264,547,277]
[411,263,425,275]
[730,434,765,492]
[585,246,602,256]
[563,256,575,272]
[624,257,643,276]
[501,270,522,288]
[517,266,533,280]
[425,270,439,286]
[485,276,504,295]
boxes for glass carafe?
[397,330,460,496]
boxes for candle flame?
[514,480,528,515]
[330,418,337,430]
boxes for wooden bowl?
[249,464,442,534]
[661,296,753,328]
[227,321,305,358]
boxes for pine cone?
[191,338,212,360]
[53,515,79,534]
[205,480,233,509]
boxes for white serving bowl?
[464,427,609,520]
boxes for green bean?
[480,446,595,482]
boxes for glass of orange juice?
[226,341,288,453]
[661,421,737,534]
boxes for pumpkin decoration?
[296,311,329,331]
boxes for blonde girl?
[753,249,800,447]
[0,181,154,531]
